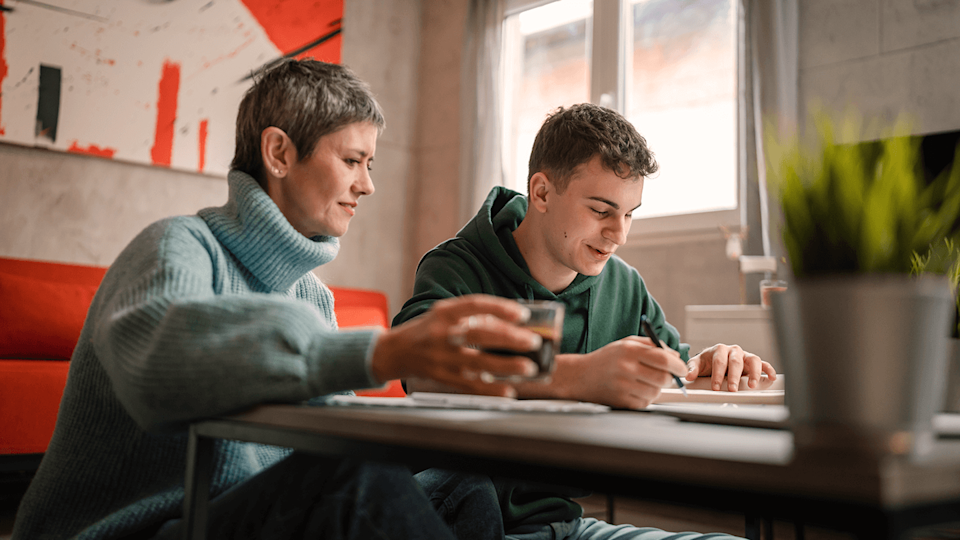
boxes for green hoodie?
[393,186,689,532]
[394,186,689,359]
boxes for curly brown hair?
[231,59,385,184]
[527,103,657,194]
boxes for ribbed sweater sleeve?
[92,221,380,434]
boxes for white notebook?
[656,375,784,405]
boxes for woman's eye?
[592,208,607,217]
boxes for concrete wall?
[401,0,470,306]
[799,0,960,138]
[0,145,227,267]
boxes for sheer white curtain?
[460,0,507,223]
[742,0,798,268]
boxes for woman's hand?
[371,295,542,396]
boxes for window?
[501,0,741,239]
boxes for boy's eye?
[591,208,607,217]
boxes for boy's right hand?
[546,336,688,409]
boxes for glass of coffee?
[486,299,564,382]
[760,279,788,308]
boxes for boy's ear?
[261,127,295,178]
[528,172,552,213]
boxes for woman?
[12,59,540,540]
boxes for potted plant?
[912,238,960,411]
[769,113,960,459]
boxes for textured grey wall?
[0,144,227,267]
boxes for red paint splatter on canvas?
[0,0,8,135]
[239,0,343,62]
[68,141,116,158]
[199,37,256,72]
[150,60,180,167]
[198,119,208,173]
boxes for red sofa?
[0,256,402,462]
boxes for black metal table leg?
[183,425,214,540]
[746,514,761,540]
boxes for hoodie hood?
[457,186,599,301]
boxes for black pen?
[640,315,687,397]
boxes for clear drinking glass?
[487,299,565,382]
[760,279,788,308]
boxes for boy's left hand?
[684,344,777,392]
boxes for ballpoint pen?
[640,314,688,397]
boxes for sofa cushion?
[329,286,405,397]
[0,272,99,359]
[329,286,390,328]
[0,360,70,453]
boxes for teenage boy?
[394,103,776,408]
[393,103,774,540]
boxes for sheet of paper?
[328,393,611,414]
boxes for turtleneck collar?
[198,170,340,292]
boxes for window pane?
[626,0,737,219]
[502,0,592,194]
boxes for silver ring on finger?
[448,326,467,347]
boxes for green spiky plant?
[771,112,960,281]
[912,238,960,338]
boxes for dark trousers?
[152,453,479,540]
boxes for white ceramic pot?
[771,275,953,459]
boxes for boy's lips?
[587,244,615,260]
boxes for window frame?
[501,0,744,246]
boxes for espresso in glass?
[485,300,564,381]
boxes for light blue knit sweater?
[12,171,382,540]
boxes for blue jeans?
[152,453,459,540]
[507,519,743,540]
[414,468,505,540]
[416,469,744,540]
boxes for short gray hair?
[231,59,385,182]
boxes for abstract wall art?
[0,0,344,175]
